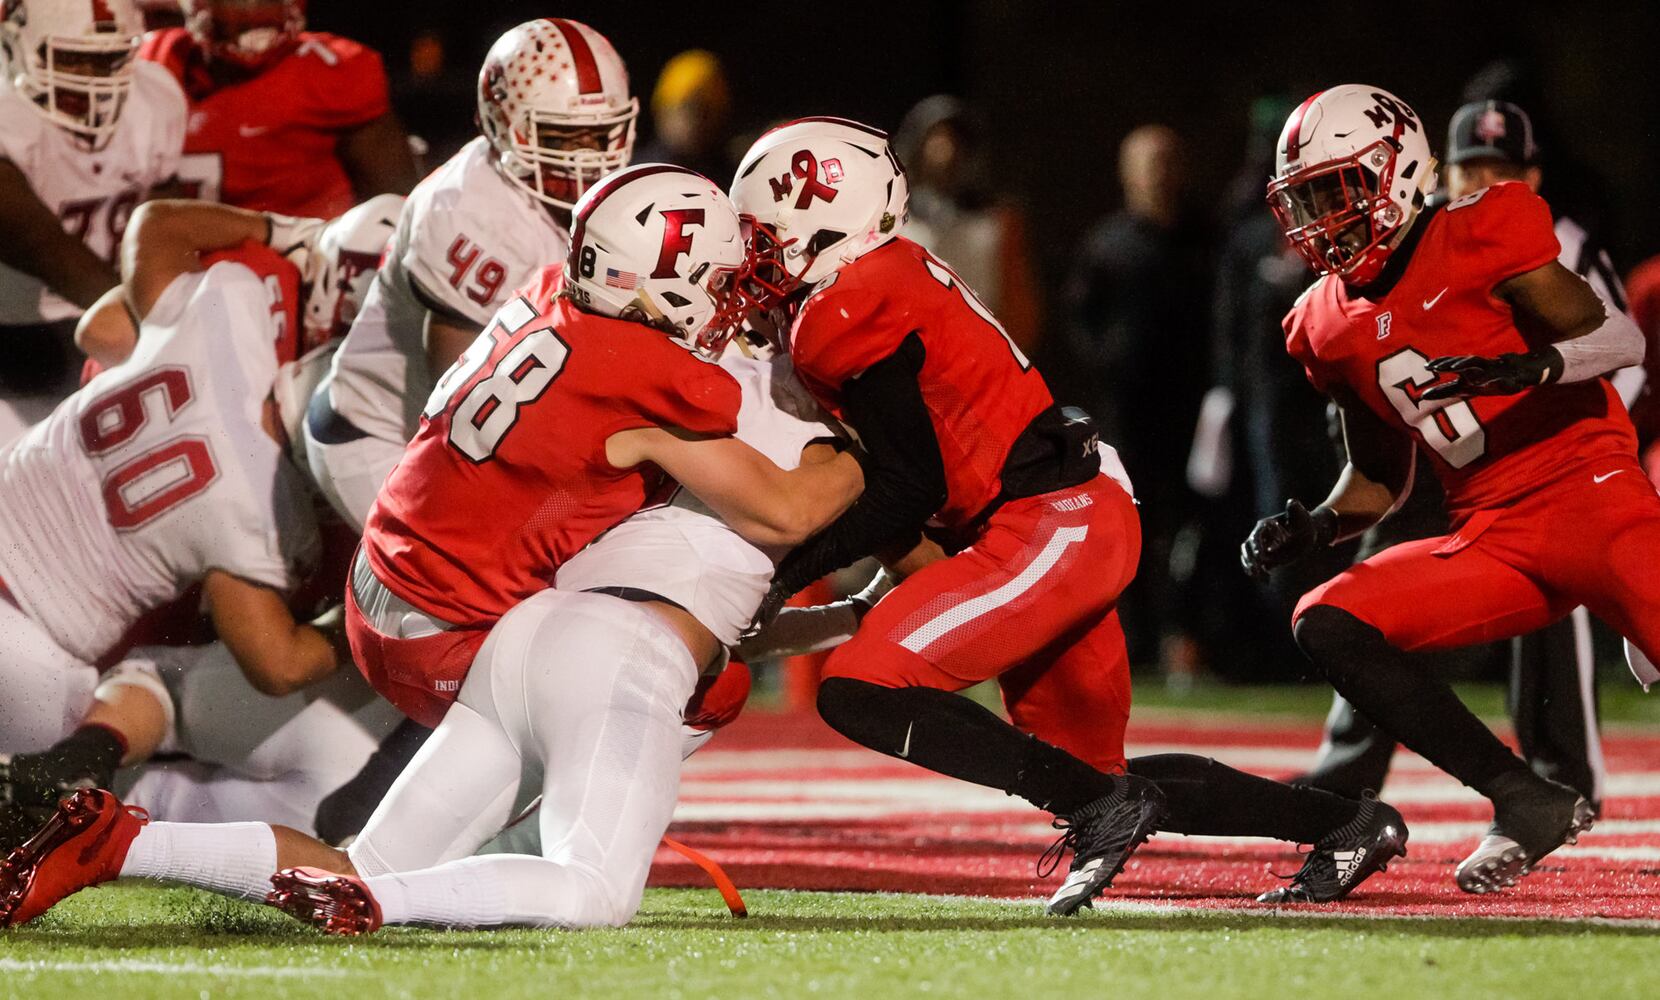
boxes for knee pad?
[1293,605,1379,681]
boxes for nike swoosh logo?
[1422,288,1449,310]
[1594,470,1627,484]
[897,721,914,759]
[239,125,271,138]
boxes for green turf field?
[1,884,1653,1000]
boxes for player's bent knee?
[1293,605,1378,677]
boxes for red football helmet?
[183,0,303,72]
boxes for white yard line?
[0,958,355,978]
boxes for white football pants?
[300,413,403,532]
[115,643,403,835]
[0,598,97,753]
[346,589,697,928]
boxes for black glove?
[1241,499,1339,579]
[1422,348,1562,400]
[742,580,793,642]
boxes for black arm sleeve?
[769,332,947,600]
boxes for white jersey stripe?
[898,525,1088,655]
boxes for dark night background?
[310,1,1660,285]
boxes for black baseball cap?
[1447,100,1539,165]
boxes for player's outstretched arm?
[0,158,118,310]
[338,112,419,201]
[1425,261,1645,398]
[120,200,273,318]
[202,571,344,697]
[1242,397,1413,578]
[608,428,865,548]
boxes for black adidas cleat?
[1257,793,1408,905]
[1041,774,1167,916]
[1456,777,1594,895]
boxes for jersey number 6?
[425,297,569,462]
[1377,348,1488,468]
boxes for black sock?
[314,717,434,844]
[2,725,124,806]
[1127,753,1360,844]
[816,677,1117,814]
[1296,606,1530,795]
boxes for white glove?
[735,569,898,661]
[265,212,327,271]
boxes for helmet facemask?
[505,109,635,210]
[9,31,138,148]
[186,0,303,73]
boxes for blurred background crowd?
[169,2,1660,685]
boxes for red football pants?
[1297,456,1660,664]
[344,578,488,729]
[821,475,1141,773]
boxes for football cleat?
[267,867,384,936]
[1456,791,1595,895]
[0,788,146,927]
[1257,793,1409,904]
[1041,774,1168,916]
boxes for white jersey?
[0,62,186,325]
[323,136,571,445]
[0,260,318,663]
[556,352,839,646]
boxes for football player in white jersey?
[0,168,849,932]
[307,18,636,529]
[0,193,399,763]
[0,193,402,848]
[0,0,185,433]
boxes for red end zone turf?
[651,708,1660,920]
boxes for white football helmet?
[566,163,746,353]
[477,19,637,211]
[1267,84,1439,284]
[299,192,401,349]
[730,117,908,299]
[0,0,144,149]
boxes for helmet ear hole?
[806,229,846,257]
[661,291,691,308]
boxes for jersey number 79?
[423,297,569,462]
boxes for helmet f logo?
[653,209,705,279]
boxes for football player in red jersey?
[1243,84,1656,895]
[139,0,416,218]
[732,119,1409,914]
[0,165,864,930]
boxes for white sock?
[119,822,278,900]
[365,857,513,929]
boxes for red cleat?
[0,789,147,927]
[267,867,383,936]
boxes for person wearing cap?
[635,49,736,184]
[1295,99,1637,811]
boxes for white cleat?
[1455,797,1595,895]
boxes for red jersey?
[1286,181,1639,521]
[789,237,1053,529]
[139,30,390,218]
[1623,254,1660,450]
[362,266,742,628]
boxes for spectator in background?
[1063,124,1210,674]
[1194,96,1345,679]
[894,95,1042,355]
[636,49,736,184]
[141,0,417,217]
